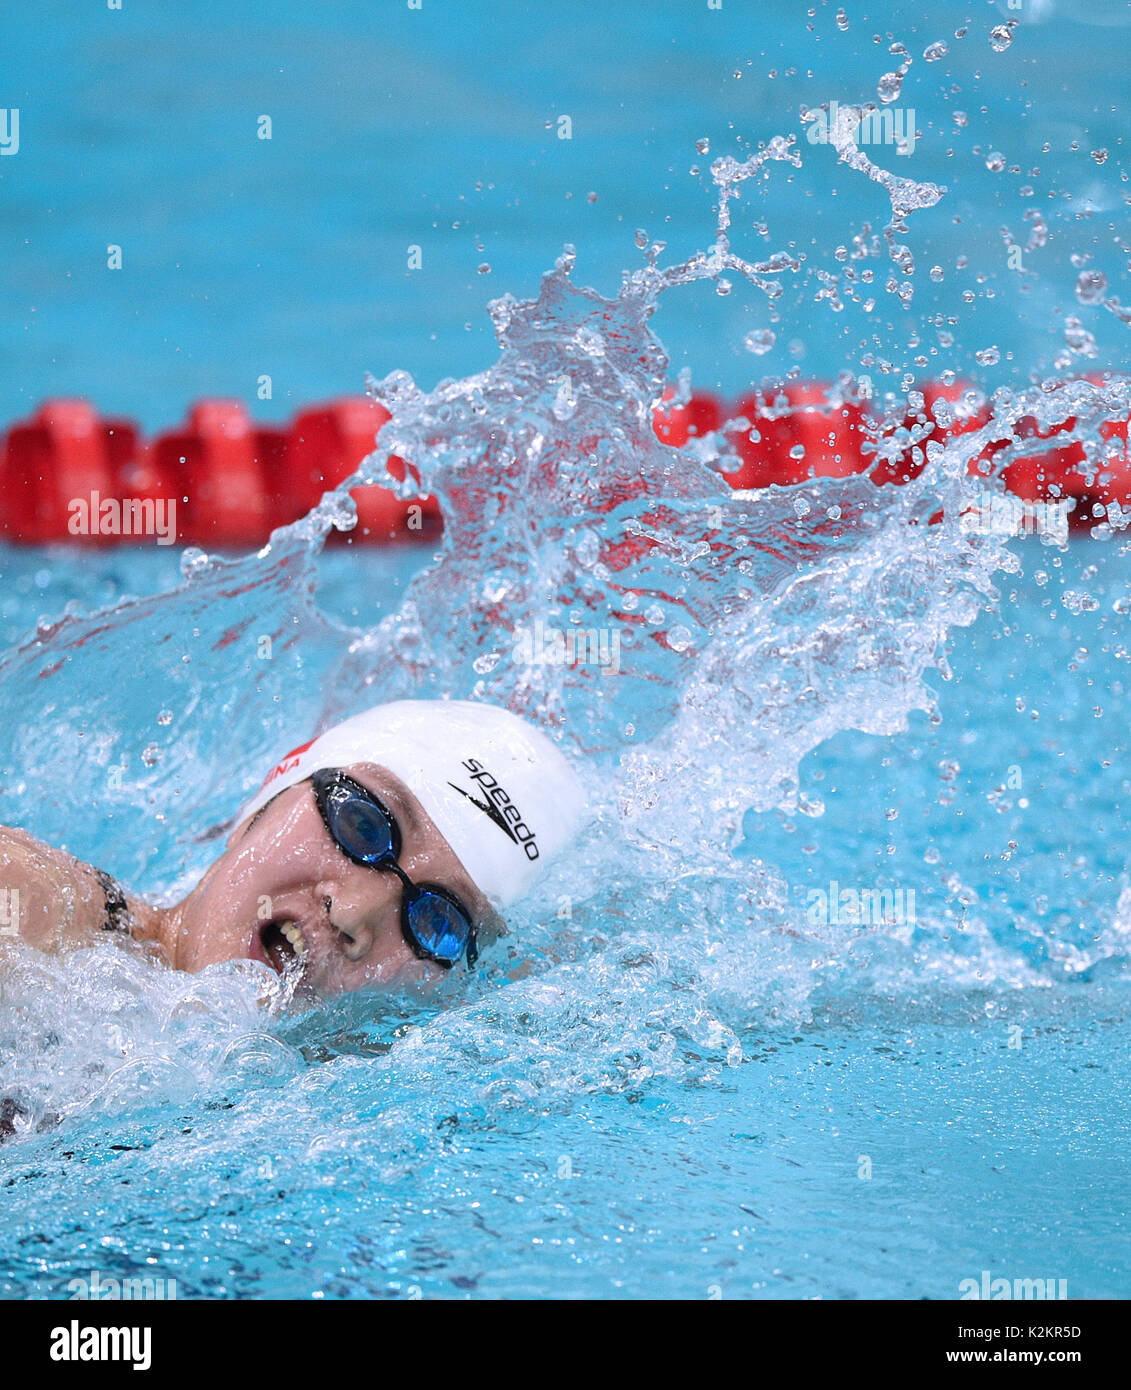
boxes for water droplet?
[1075,269,1108,305]
[477,263,491,275]
[1064,317,1097,356]
[1062,589,1099,614]
[575,530,600,568]
[576,326,606,358]
[877,70,903,104]
[180,548,211,579]
[743,328,776,355]
[989,23,1014,53]
[924,41,948,62]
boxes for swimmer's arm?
[0,826,108,952]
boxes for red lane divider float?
[655,380,1131,533]
[0,397,441,547]
[1,386,1127,545]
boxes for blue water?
[3,0,1130,428]
[1,533,1128,1299]
[3,0,1131,1302]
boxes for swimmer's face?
[173,763,497,994]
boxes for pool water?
[0,537,1127,1300]
[3,992,1128,1301]
[3,1,1131,1302]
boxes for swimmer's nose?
[321,887,379,963]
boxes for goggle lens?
[406,891,473,965]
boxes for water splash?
[2,124,1131,1153]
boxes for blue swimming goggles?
[312,768,478,969]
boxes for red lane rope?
[1,386,1126,546]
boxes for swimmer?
[0,700,586,996]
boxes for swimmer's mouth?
[257,919,308,976]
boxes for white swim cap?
[240,699,586,909]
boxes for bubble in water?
[157,709,174,726]
[835,8,849,30]
[929,265,944,282]
[877,70,903,104]
[695,138,710,156]
[985,151,1006,172]
[141,743,160,767]
[989,23,1014,52]
[477,263,491,275]
[975,346,1001,366]
[923,41,948,61]
[667,626,693,653]
[1092,148,1109,165]
[744,328,776,355]
[953,110,968,127]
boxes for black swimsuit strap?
[94,868,132,935]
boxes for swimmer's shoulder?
[0,825,109,951]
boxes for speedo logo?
[449,758,539,861]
